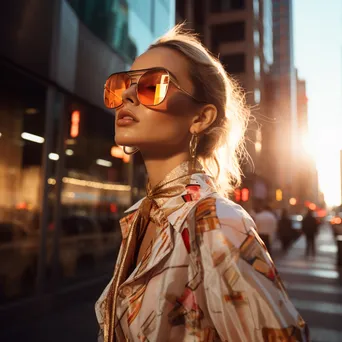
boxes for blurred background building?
[295,73,319,209]
[176,0,318,214]
[267,0,319,213]
[0,0,174,307]
[177,0,273,211]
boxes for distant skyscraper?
[272,0,295,76]
[295,74,319,209]
[176,0,273,105]
[269,0,298,205]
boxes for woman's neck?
[143,151,191,188]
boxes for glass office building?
[0,0,174,310]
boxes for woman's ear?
[190,104,218,134]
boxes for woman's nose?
[122,84,140,106]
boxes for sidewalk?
[273,223,342,342]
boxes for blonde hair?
[149,25,250,196]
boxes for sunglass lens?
[137,70,169,106]
[104,73,130,109]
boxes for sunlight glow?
[311,130,341,207]
[300,132,315,159]
[294,0,342,207]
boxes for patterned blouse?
[95,162,309,342]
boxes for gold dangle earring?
[189,132,198,171]
[123,146,139,155]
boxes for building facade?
[176,0,274,210]
[294,75,319,212]
[0,0,174,308]
[267,0,298,208]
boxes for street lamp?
[96,159,112,167]
[21,132,45,144]
[48,153,59,161]
[289,197,297,206]
[276,189,283,201]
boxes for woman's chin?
[114,137,138,147]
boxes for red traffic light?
[235,189,241,202]
[241,188,249,202]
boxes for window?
[221,54,246,74]
[211,0,245,12]
[159,0,170,10]
[128,0,154,30]
[211,22,245,52]
[254,56,261,80]
[253,0,259,17]
[153,0,171,37]
[0,64,47,303]
[68,0,137,63]
[263,0,273,65]
[254,30,260,47]
[254,88,261,103]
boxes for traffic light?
[309,203,316,211]
[70,110,80,138]
[276,189,282,201]
[234,189,241,202]
[241,188,249,202]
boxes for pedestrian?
[96,24,309,342]
[278,209,293,252]
[254,205,278,255]
[302,209,318,257]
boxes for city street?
[273,223,342,342]
[1,222,341,342]
[0,1,341,342]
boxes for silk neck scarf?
[104,160,204,342]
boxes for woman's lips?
[116,109,138,127]
[116,116,137,127]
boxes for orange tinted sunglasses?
[103,67,204,109]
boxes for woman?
[96,26,309,342]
